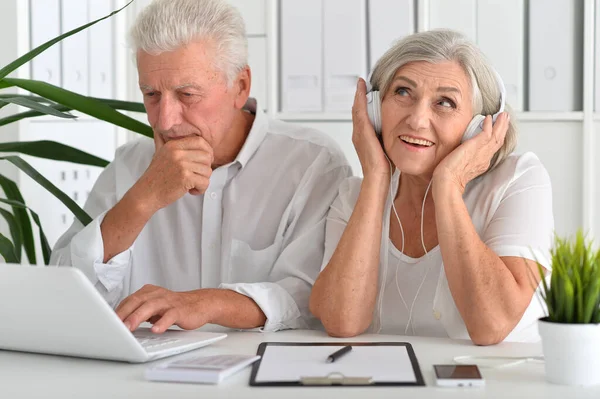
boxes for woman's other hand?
[433,112,509,194]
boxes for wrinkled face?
[137,40,249,149]
[380,61,474,178]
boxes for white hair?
[130,0,248,85]
[371,29,517,172]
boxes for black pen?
[326,345,352,363]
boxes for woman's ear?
[233,65,251,109]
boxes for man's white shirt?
[50,99,352,332]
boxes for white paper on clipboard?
[254,345,418,383]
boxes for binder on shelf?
[30,0,61,87]
[61,0,90,95]
[89,0,115,99]
[280,0,323,112]
[529,0,583,111]
[323,0,367,112]
[367,0,414,70]
[428,0,476,42]
[477,0,524,111]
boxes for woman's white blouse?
[322,152,554,342]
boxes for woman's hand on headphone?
[432,112,509,195]
[352,78,390,181]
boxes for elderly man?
[51,0,351,334]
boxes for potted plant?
[0,0,151,264]
[537,230,600,386]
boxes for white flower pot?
[538,318,600,386]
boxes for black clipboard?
[249,342,425,387]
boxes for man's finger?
[190,175,210,194]
[185,162,213,179]
[147,315,161,325]
[171,135,213,153]
[115,285,158,319]
[115,295,143,321]
[153,130,166,153]
[123,300,167,332]
[180,151,213,167]
[151,309,179,333]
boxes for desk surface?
[1,329,599,398]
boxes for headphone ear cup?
[366,90,382,135]
[461,114,486,143]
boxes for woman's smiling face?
[379,60,474,178]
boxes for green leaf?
[0,80,12,90]
[0,156,91,226]
[551,263,564,321]
[29,209,51,265]
[0,94,56,111]
[0,198,51,264]
[0,208,21,262]
[0,175,36,264]
[0,232,18,263]
[593,298,600,324]
[0,141,109,167]
[563,278,575,323]
[0,1,133,79]
[91,98,147,113]
[537,262,552,317]
[0,99,147,127]
[582,274,600,323]
[574,270,584,323]
[546,229,600,324]
[0,94,54,103]
[0,96,75,119]
[2,78,153,137]
[0,103,71,127]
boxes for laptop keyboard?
[135,335,181,350]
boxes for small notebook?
[145,354,261,384]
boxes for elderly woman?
[309,30,554,345]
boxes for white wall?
[1,0,597,256]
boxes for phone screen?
[434,365,482,379]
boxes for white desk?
[1,329,599,398]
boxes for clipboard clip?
[300,372,374,386]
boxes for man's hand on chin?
[115,285,216,333]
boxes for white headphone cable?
[391,178,433,335]
[453,355,544,369]
[376,156,398,333]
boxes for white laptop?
[0,264,227,363]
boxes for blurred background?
[0,0,596,259]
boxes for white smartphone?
[433,365,485,387]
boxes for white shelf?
[516,112,584,121]
[276,111,585,123]
[276,112,352,122]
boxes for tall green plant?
[538,230,600,324]
[0,0,151,264]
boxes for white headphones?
[365,68,506,143]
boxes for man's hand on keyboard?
[115,285,216,333]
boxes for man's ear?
[233,65,251,109]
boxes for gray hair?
[129,0,248,86]
[371,29,517,172]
